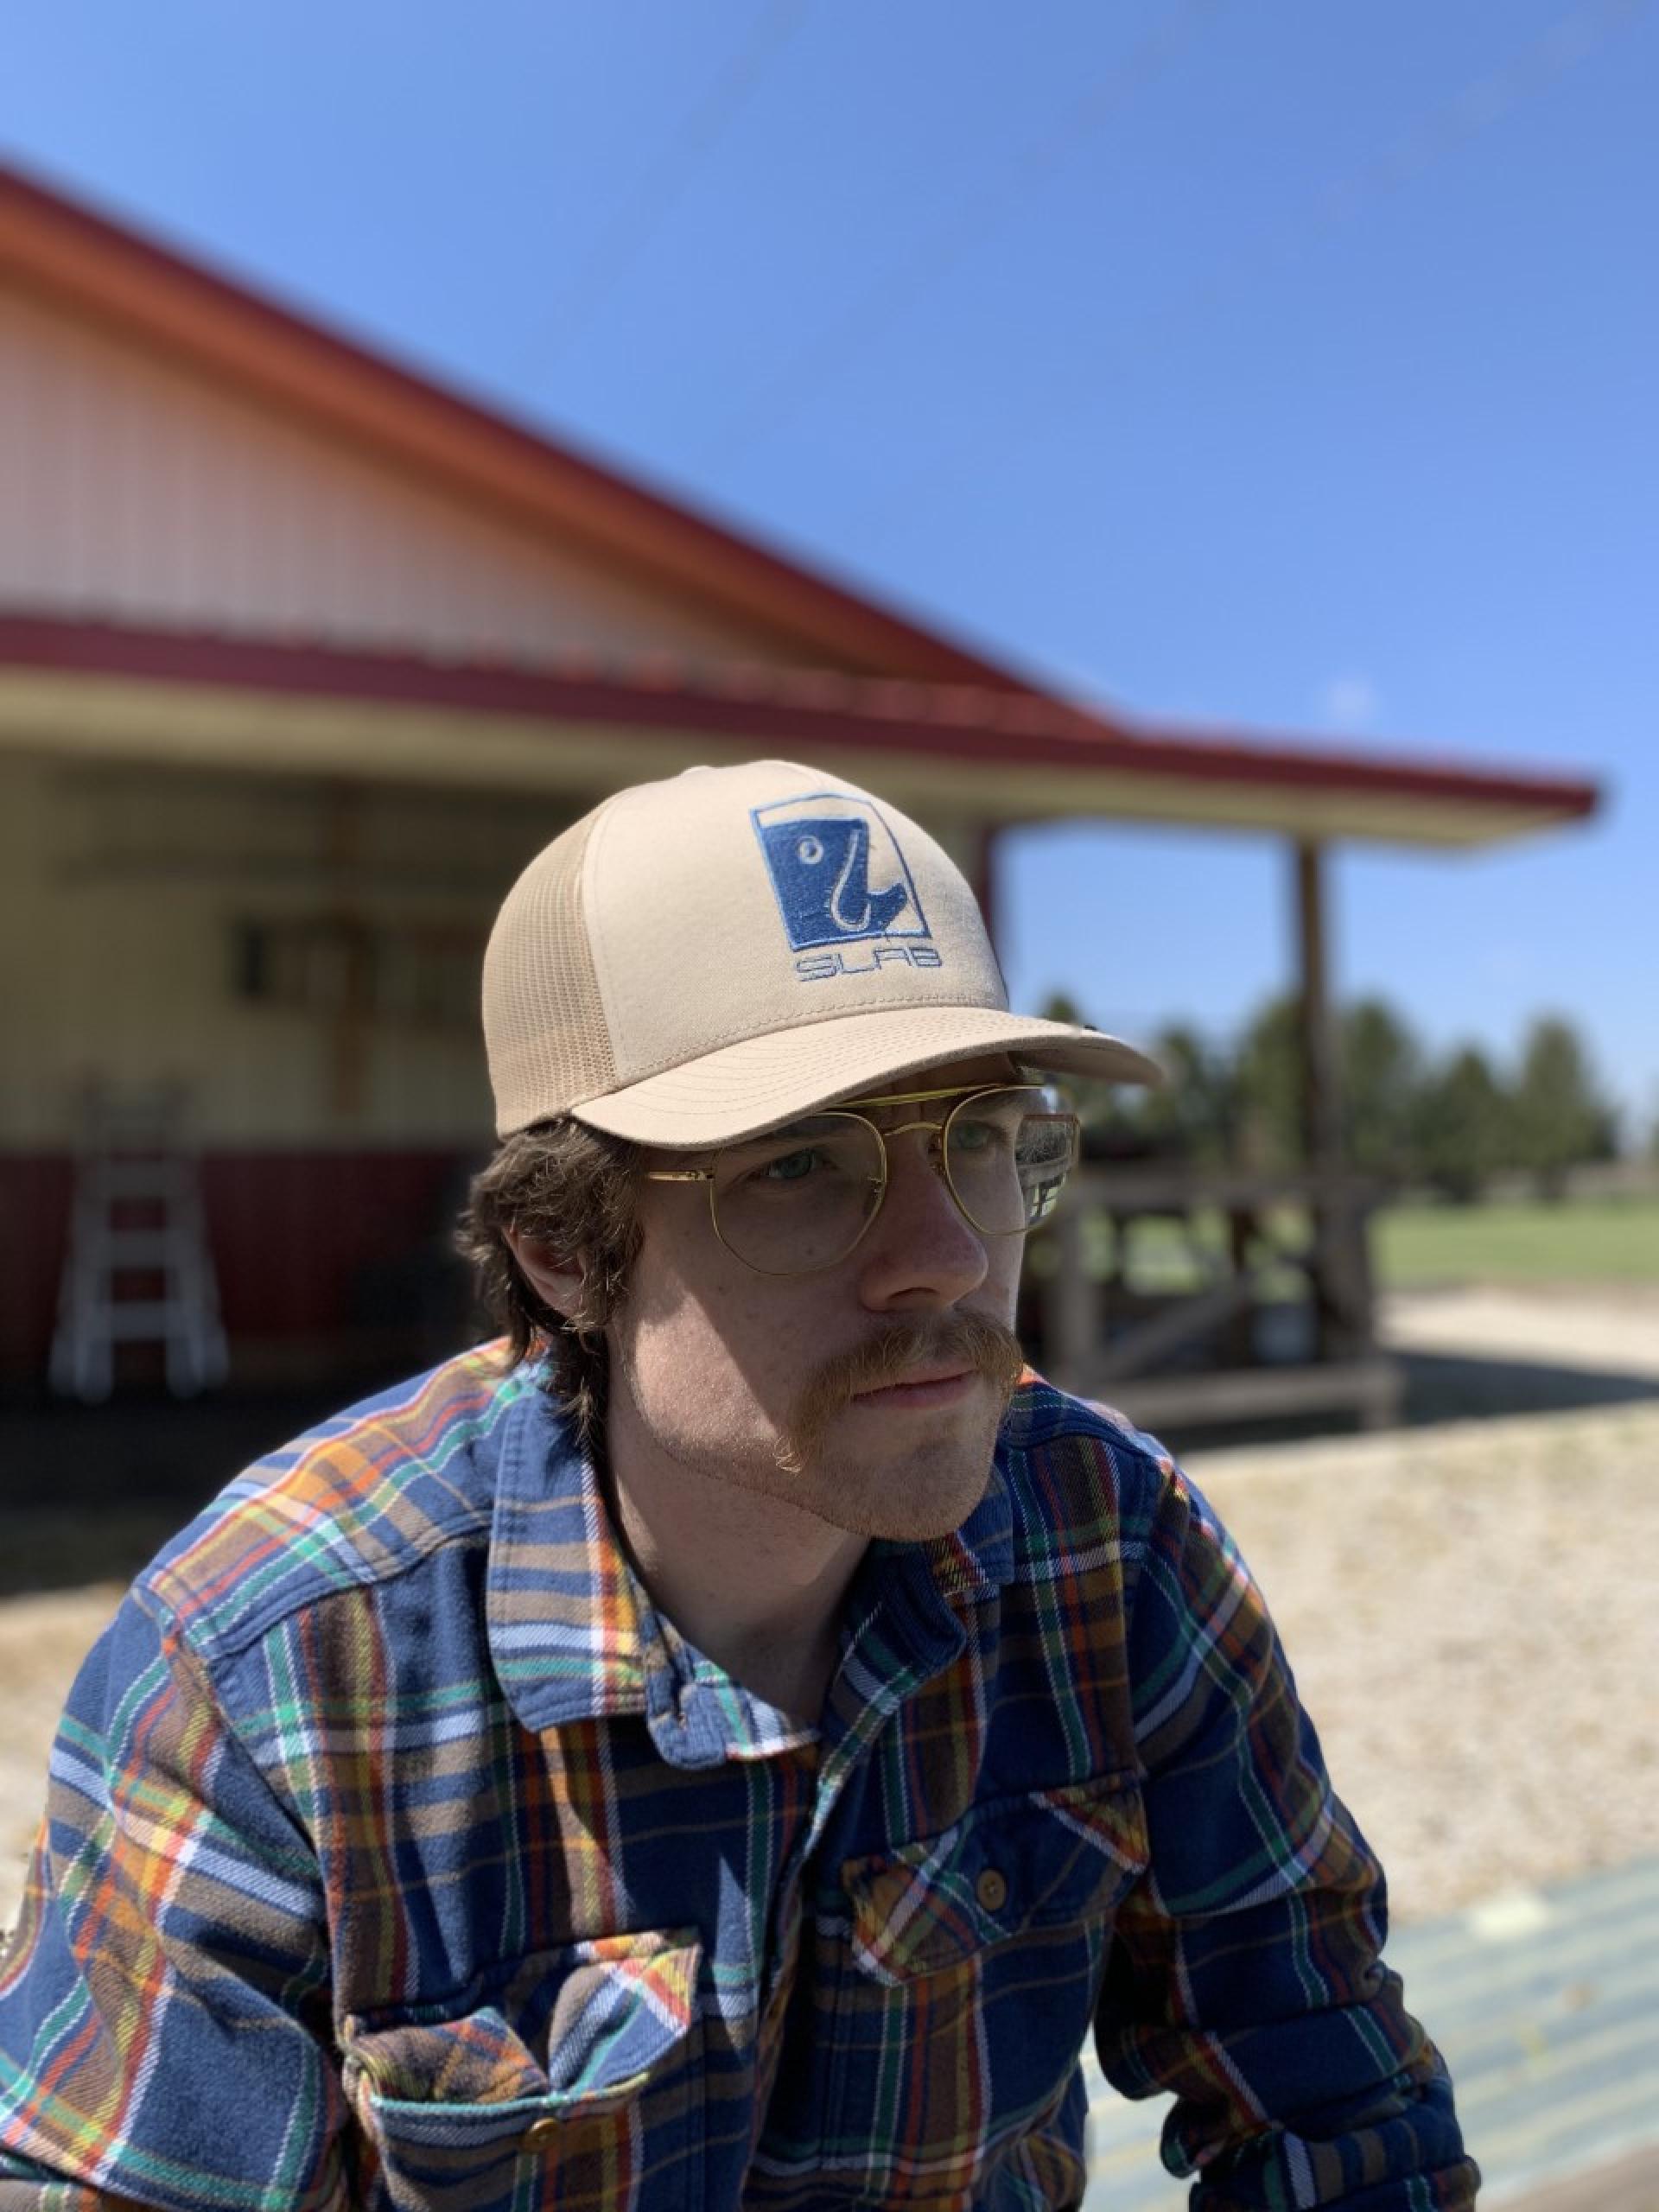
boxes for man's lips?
[849,1366,978,1408]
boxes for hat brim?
[568,1007,1161,1148]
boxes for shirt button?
[976,1866,1008,1913]
[523,2115,561,2152]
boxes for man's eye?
[757,1147,823,1184]
[952,1119,1014,1155]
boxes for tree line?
[1045,994,1620,1203]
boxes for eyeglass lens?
[707,1089,1078,1275]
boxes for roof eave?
[0,617,1601,853]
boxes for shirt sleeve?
[1095,1459,1480,2210]
[0,1589,348,2211]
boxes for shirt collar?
[894,1448,1014,1602]
[484,1377,1017,1764]
[484,1380,650,1737]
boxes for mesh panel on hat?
[484,803,618,1135]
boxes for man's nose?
[855,1133,988,1310]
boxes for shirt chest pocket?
[826,1780,1147,2206]
[340,1929,704,2212]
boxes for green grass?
[1372,1194,1659,1288]
[1050,1207,1307,1300]
[1044,1193,1659,1295]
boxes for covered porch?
[0,614,1598,1424]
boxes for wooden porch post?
[1293,839,1377,1376]
[1294,840,1340,1174]
[1294,839,1338,1359]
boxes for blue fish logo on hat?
[753,793,930,951]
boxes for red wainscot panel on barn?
[0,1148,479,1394]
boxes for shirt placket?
[804,1554,973,1861]
[746,1738,820,2161]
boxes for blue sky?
[7,0,1656,1132]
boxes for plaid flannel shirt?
[0,1347,1478,2210]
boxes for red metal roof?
[0,616,1599,847]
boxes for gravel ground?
[1382,1283,1659,1377]
[5,1341,1657,1938]
[1179,1398,1659,1927]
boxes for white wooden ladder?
[49,1085,230,1402]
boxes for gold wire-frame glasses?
[642,1082,1079,1277]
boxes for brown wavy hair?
[454,1119,643,1449]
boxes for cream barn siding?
[0,753,577,1149]
[0,289,799,668]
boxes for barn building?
[0,162,1598,1416]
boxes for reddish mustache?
[775,1313,1025,1478]
[804,1313,1025,1415]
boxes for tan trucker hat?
[482,759,1160,1146]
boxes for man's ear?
[503,1229,588,1325]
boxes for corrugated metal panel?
[0,287,796,664]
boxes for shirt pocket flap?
[842,1779,1147,1985]
[342,1927,703,2146]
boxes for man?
[0,760,1477,2209]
